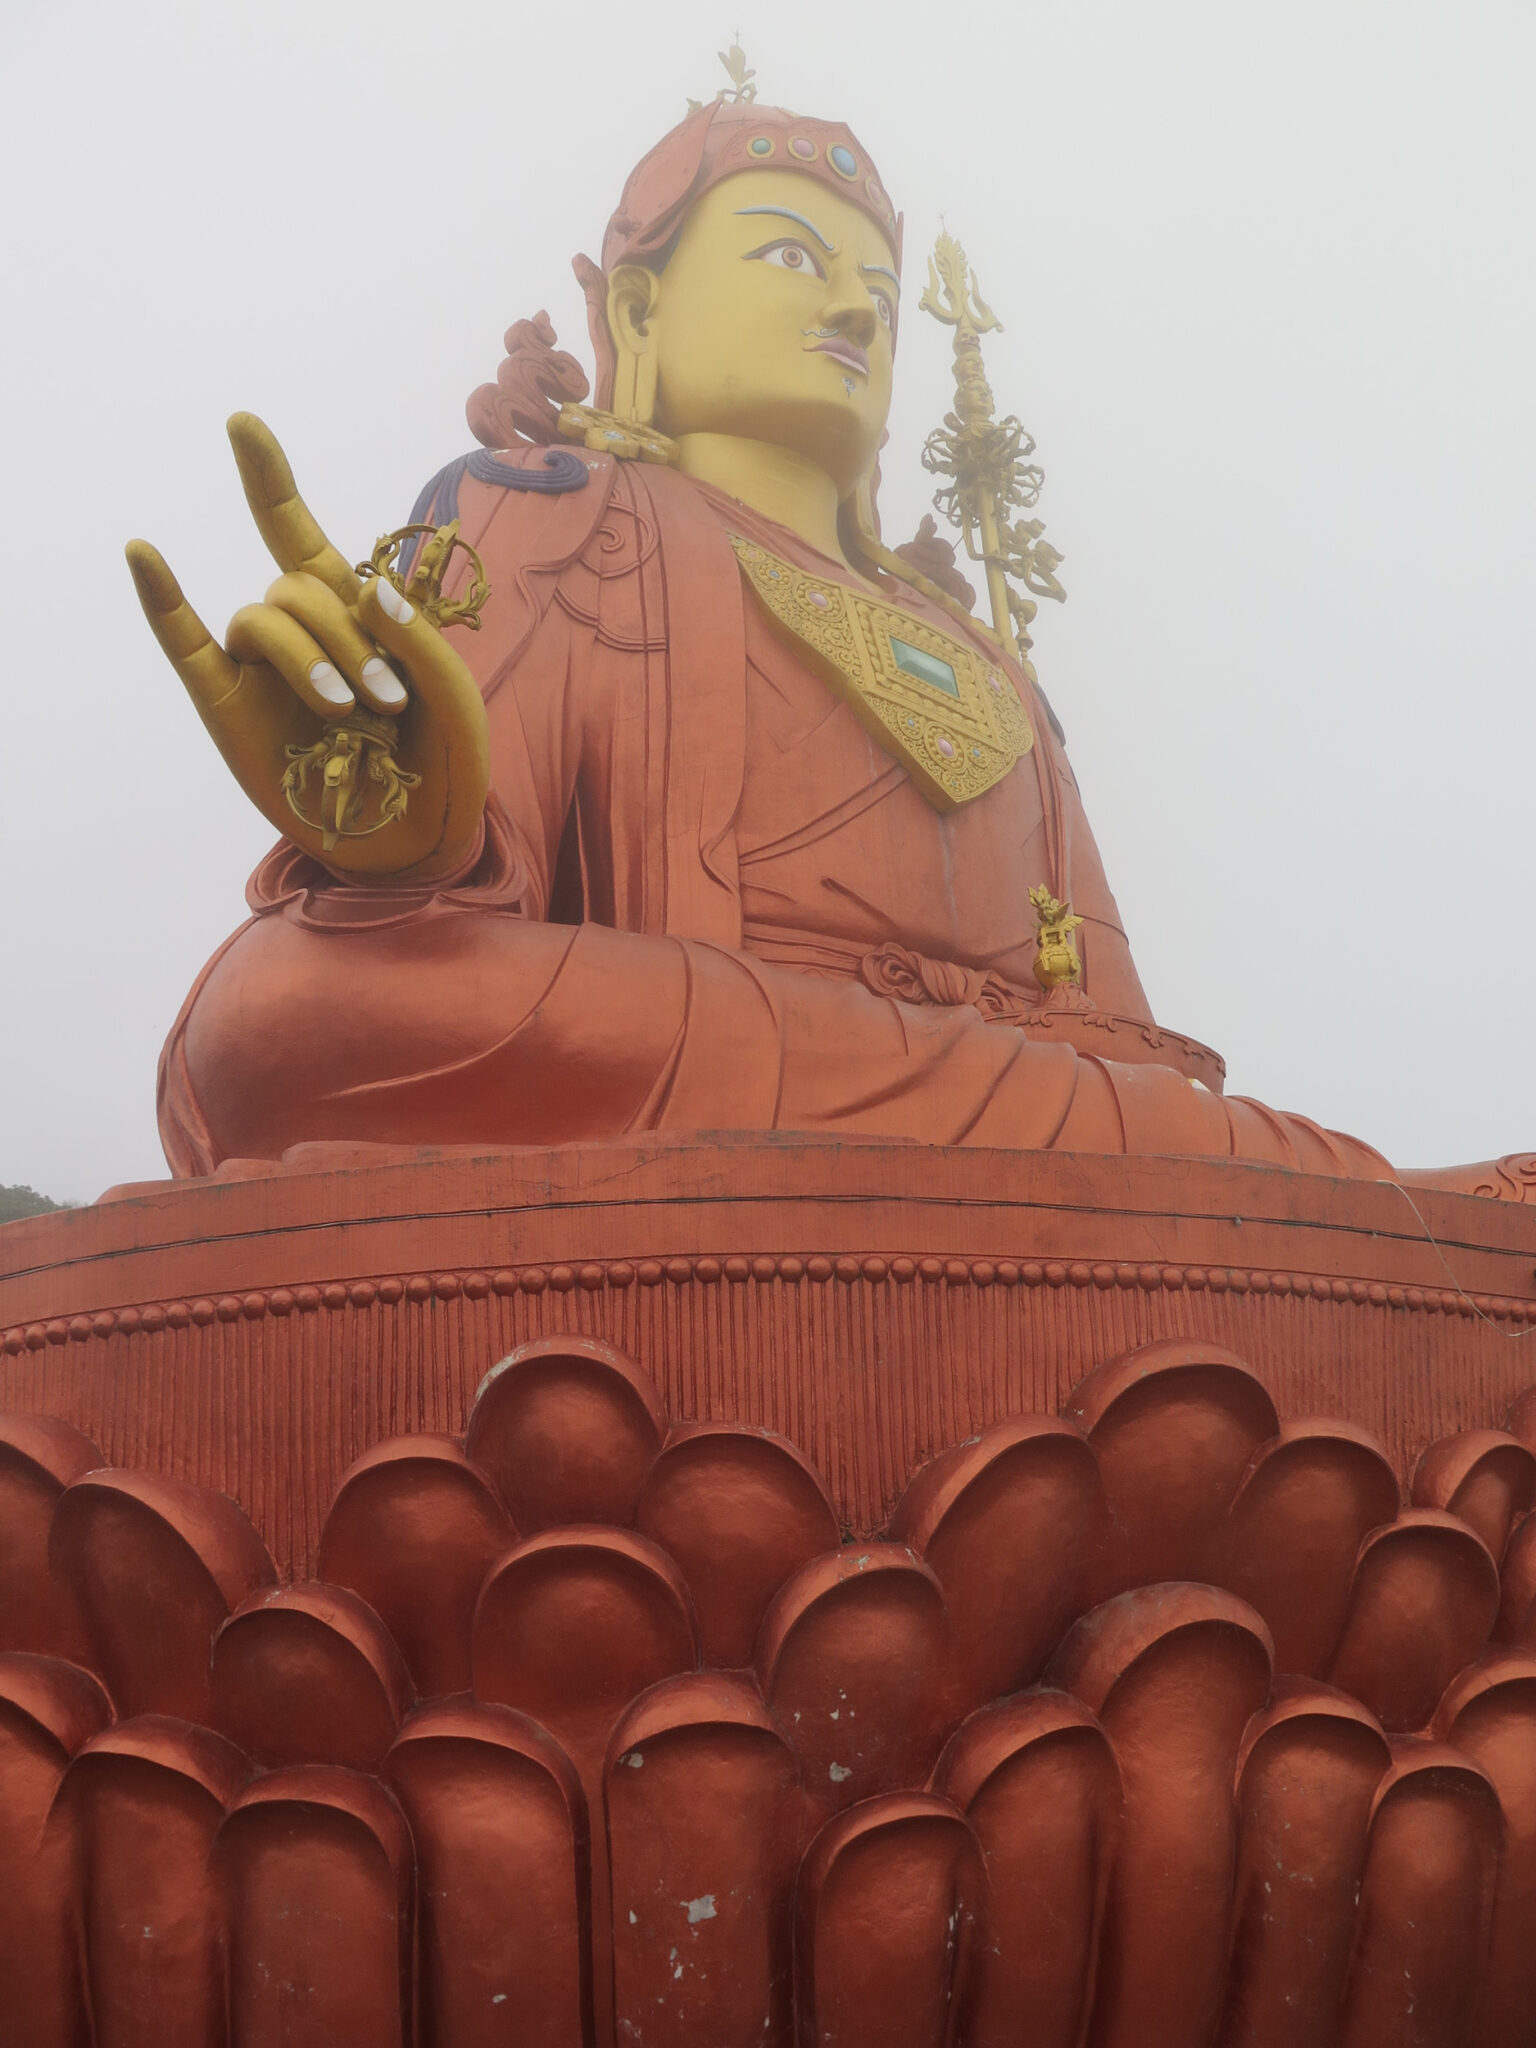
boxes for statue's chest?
[735,593,1048,975]
[730,536,1033,813]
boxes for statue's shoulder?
[405,443,618,565]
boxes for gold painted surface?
[731,532,1033,812]
[1029,883,1084,988]
[920,231,1066,661]
[358,518,491,633]
[281,708,421,853]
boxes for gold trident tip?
[919,230,1003,338]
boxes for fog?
[2,0,1531,1200]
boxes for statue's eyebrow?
[861,262,901,293]
[734,205,835,252]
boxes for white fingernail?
[375,579,414,624]
[360,656,408,709]
[308,660,353,707]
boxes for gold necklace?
[730,534,1033,811]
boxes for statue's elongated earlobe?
[606,265,662,428]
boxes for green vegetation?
[0,1184,66,1224]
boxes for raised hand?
[126,415,489,882]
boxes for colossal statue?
[124,88,1479,1187]
[5,61,1536,2048]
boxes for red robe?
[159,450,1387,1181]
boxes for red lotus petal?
[467,1336,663,1531]
[0,1413,103,1664]
[637,1424,838,1668]
[1049,1584,1273,2048]
[318,1434,513,1696]
[1064,1341,1279,1600]
[1226,1420,1400,1676]
[1224,1680,1390,2044]
[49,1470,275,1723]
[1413,1429,1536,1565]
[796,1793,982,2048]
[0,1653,112,2043]
[385,1700,589,2048]
[1329,1511,1499,1732]
[757,1545,947,1817]
[1435,1648,1536,2047]
[890,1416,1103,1713]
[214,1766,411,2045]
[211,1581,413,1771]
[607,1673,801,2047]
[1340,1738,1501,2044]
[933,1692,1119,2048]
[56,1717,249,2048]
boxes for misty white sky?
[2,0,1531,1201]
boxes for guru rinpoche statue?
[126,79,1516,1194]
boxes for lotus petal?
[318,1435,513,1695]
[1339,1739,1501,2048]
[467,1337,663,1530]
[1329,1511,1499,1732]
[1222,1681,1390,2048]
[933,1691,1119,2048]
[1435,1649,1536,2048]
[1226,1422,1400,1677]
[637,1425,838,1668]
[210,1582,413,1771]
[473,1528,696,1766]
[214,1766,411,2048]
[890,1417,1104,1713]
[0,1414,102,1663]
[1049,1582,1273,2048]
[54,1718,248,2048]
[1413,1430,1536,1564]
[608,1673,802,2048]
[1496,1514,1536,1640]
[49,1471,275,1723]
[0,1654,110,2047]
[1064,1341,1279,1599]
[385,1700,589,2048]
[795,1792,981,2048]
[757,1546,947,1817]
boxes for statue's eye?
[747,238,827,280]
[871,291,894,329]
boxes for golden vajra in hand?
[126,417,494,884]
[279,518,490,850]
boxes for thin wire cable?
[1388,1180,1536,1342]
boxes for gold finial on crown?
[688,36,757,112]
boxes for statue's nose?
[820,285,878,348]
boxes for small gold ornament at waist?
[356,517,490,632]
[281,709,421,853]
[1029,884,1083,989]
[729,533,1033,812]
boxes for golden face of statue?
[627,169,899,497]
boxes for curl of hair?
[466,311,591,450]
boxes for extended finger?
[227,412,362,604]
[264,571,408,713]
[226,602,357,718]
[125,539,242,711]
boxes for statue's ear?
[605,265,661,426]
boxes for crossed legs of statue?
[166,908,1391,1179]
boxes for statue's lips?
[808,337,870,377]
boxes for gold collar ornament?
[730,533,1033,811]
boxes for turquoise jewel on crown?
[889,635,961,700]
